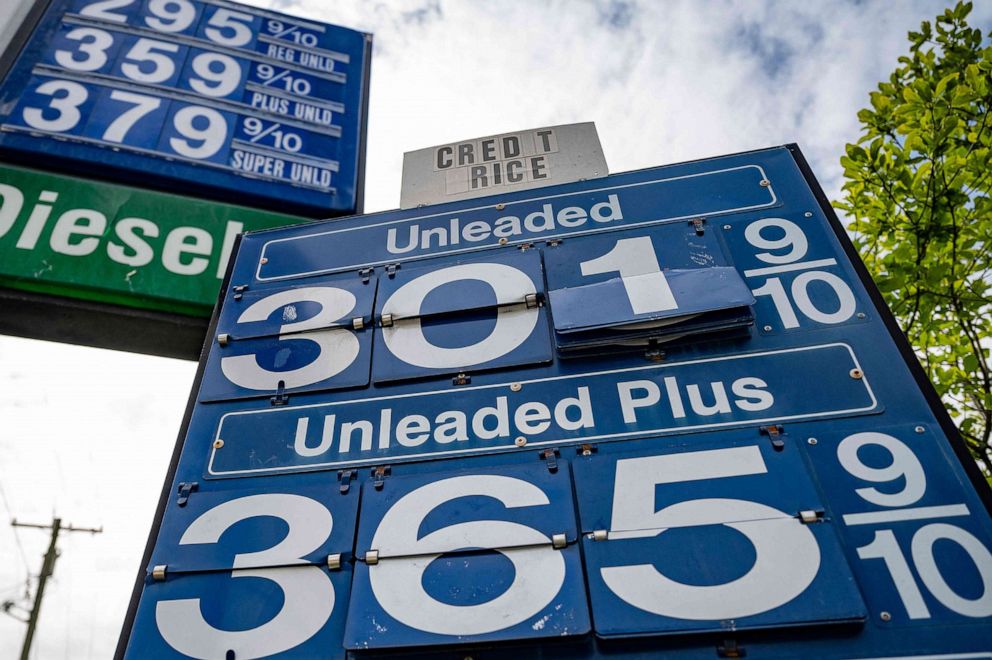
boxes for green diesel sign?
[0,163,310,317]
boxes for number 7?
[103,91,161,143]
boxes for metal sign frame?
[115,144,992,658]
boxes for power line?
[0,479,32,577]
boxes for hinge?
[797,509,825,524]
[517,242,535,251]
[270,380,289,406]
[371,465,391,490]
[525,293,540,309]
[176,482,197,507]
[645,347,665,362]
[232,284,248,301]
[452,372,471,386]
[337,469,356,495]
[152,564,167,581]
[385,263,400,278]
[717,639,745,658]
[326,553,342,570]
[552,533,567,549]
[577,443,597,457]
[352,317,365,331]
[380,313,394,328]
[359,267,373,283]
[546,239,562,247]
[216,333,230,346]
[590,529,608,541]
[690,218,706,236]
[365,550,379,565]
[540,448,559,473]
[759,425,785,451]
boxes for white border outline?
[206,342,878,477]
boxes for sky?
[1,0,991,657]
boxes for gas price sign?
[118,145,992,659]
[0,0,370,217]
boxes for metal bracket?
[385,263,400,278]
[270,380,289,406]
[337,469,356,495]
[232,284,248,301]
[690,218,706,236]
[359,267,373,283]
[525,293,540,309]
[577,443,598,457]
[645,347,665,362]
[371,465,391,490]
[365,550,379,565]
[759,425,785,451]
[352,317,365,331]
[326,553,342,570]
[552,533,567,549]
[216,333,230,346]
[517,242,535,251]
[797,509,825,524]
[452,372,471,386]
[717,639,745,658]
[540,448,559,473]
[176,482,197,507]
[152,564,167,581]
[380,313,394,328]
[546,239,562,247]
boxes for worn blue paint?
[123,146,992,658]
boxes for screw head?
[498,237,508,245]
[880,611,892,622]
[759,179,771,187]
[850,368,864,379]
[723,224,732,230]
[495,203,505,210]
[510,382,522,392]
[514,436,527,447]
[804,211,813,218]
[856,312,866,319]
[260,257,268,264]
[763,325,773,332]
[213,439,224,449]
[915,425,926,434]
[807,438,818,445]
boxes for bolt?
[763,325,773,332]
[510,382,522,392]
[723,224,732,230]
[498,237,508,245]
[915,425,926,434]
[759,179,771,187]
[807,438,818,445]
[880,611,892,622]
[804,211,813,218]
[856,312,866,319]
[213,439,224,449]
[260,257,268,264]
[514,436,527,447]
[850,368,864,380]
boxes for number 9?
[169,106,226,159]
[837,432,927,507]
[744,217,809,264]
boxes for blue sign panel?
[344,461,590,649]
[0,0,370,217]
[120,146,992,659]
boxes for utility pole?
[11,517,102,660]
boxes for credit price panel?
[121,146,992,658]
[0,0,370,216]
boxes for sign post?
[118,144,992,658]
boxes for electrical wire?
[0,478,32,577]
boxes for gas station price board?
[118,145,992,659]
[0,0,370,217]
